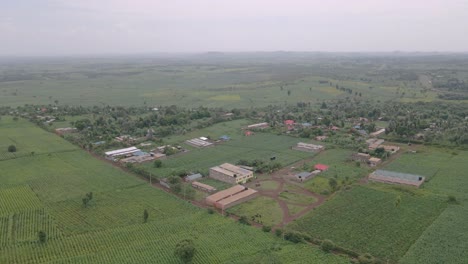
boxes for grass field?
[228,197,284,227]
[289,186,447,262]
[0,118,348,263]
[140,119,313,178]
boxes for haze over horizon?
[1,0,468,56]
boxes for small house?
[314,164,329,171]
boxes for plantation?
[0,119,348,263]
[289,186,447,262]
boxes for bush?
[262,225,271,232]
[7,145,16,152]
[321,239,335,252]
[238,216,250,225]
[275,228,283,237]
[207,208,214,214]
[447,195,458,204]
[153,160,162,168]
[284,231,304,243]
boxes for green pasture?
[228,196,284,227]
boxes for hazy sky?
[1,0,467,55]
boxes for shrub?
[153,160,162,168]
[207,208,214,214]
[275,228,283,237]
[7,145,16,152]
[284,231,304,243]
[447,195,458,204]
[238,216,250,225]
[262,225,271,232]
[321,239,336,252]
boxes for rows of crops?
[0,211,348,263]
[0,186,43,215]
[47,185,196,235]
[289,186,447,262]
[400,204,468,264]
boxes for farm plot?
[0,118,77,160]
[289,186,446,262]
[0,185,43,215]
[400,204,468,264]
[0,211,348,264]
[0,151,140,202]
[48,185,196,235]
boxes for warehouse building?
[105,147,141,159]
[293,142,324,152]
[185,137,214,148]
[209,163,253,184]
[191,181,216,193]
[205,185,258,209]
[369,170,425,188]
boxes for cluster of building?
[351,153,382,167]
[293,164,329,182]
[104,146,165,163]
[206,185,258,210]
[292,142,325,152]
[366,138,400,153]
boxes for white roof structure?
[199,137,208,141]
[105,147,140,157]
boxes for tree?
[38,230,47,243]
[321,102,327,109]
[321,239,335,252]
[328,178,338,192]
[287,90,291,96]
[174,239,196,263]
[153,159,162,168]
[82,197,90,208]
[7,145,16,152]
[143,209,149,223]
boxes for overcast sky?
[1,0,467,55]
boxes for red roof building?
[330,126,340,131]
[245,130,253,136]
[284,120,295,130]
[314,164,329,171]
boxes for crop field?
[289,186,447,262]
[400,204,468,264]
[0,118,348,263]
[0,118,77,161]
[141,120,313,178]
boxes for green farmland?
[0,117,348,263]
[289,186,447,262]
